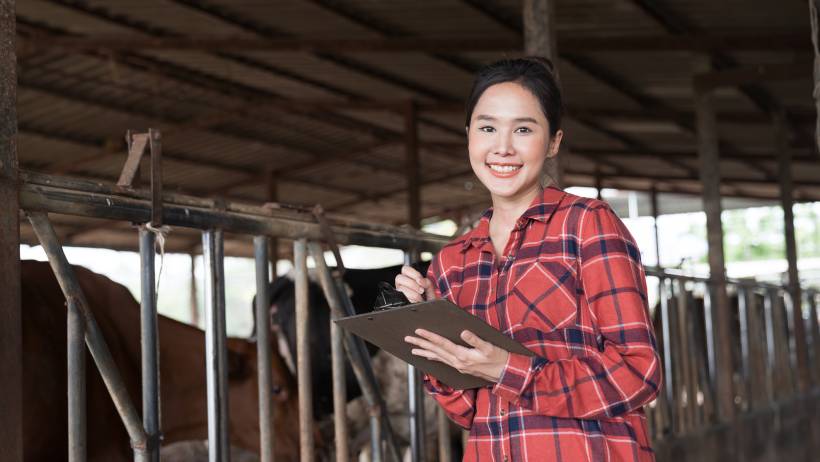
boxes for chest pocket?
[508,257,578,333]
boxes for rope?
[144,223,171,302]
[809,0,820,152]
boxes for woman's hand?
[405,329,510,383]
[394,265,436,303]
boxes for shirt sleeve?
[421,249,477,430]
[491,203,662,419]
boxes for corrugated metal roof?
[12,0,819,253]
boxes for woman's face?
[467,81,562,202]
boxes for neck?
[490,183,543,226]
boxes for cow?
[258,262,430,421]
[21,260,302,462]
[254,262,471,460]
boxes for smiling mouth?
[486,163,522,176]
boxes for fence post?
[67,297,86,462]
[253,236,274,462]
[139,228,160,462]
[293,239,315,462]
[203,229,230,462]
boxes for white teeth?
[488,164,521,173]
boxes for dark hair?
[464,57,563,136]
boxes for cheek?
[515,135,549,162]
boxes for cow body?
[263,262,429,421]
[21,260,300,461]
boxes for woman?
[396,58,661,461]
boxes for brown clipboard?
[334,299,535,389]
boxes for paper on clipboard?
[334,299,534,389]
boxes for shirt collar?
[460,186,566,252]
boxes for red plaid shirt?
[424,187,661,461]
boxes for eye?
[514,126,532,134]
[478,126,495,133]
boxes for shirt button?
[500,409,506,416]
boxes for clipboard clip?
[372,281,411,311]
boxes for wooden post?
[523,0,563,188]
[774,110,810,391]
[694,56,735,422]
[0,1,23,460]
[267,170,280,276]
[405,101,421,229]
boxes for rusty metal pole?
[67,297,87,462]
[28,213,149,461]
[524,0,562,188]
[139,228,160,462]
[293,239,314,462]
[0,1,22,460]
[405,101,427,462]
[774,110,810,391]
[694,56,735,422]
[254,236,274,462]
[267,170,280,277]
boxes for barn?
[2,1,820,461]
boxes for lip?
[486,162,522,178]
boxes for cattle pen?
[4,1,820,462]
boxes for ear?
[546,130,564,158]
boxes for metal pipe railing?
[27,212,149,461]
[308,242,401,462]
[293,239,315,462]
[67,296,86,462]
[139,228,161,462]
[203,229,230,462]
[253,236,275,462]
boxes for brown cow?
[21,260,301,461]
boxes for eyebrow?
[475,114,539,124]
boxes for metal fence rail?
[644,267,820,442]
[20,162,449,462]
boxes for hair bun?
[523,56,556,75]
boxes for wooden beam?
[16,33,810,55]
[694,56,734,423]
[774,110,810,391]
[0,1,23,460]
[693,61,812,91]
[523,0,563,187]
[406,102,421,228]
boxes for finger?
[395,274,425,295]
[395,284,423,303]
[460,330,492,354]
[405,335,461,365]
[401,265,425,285]
[410,348,443,362]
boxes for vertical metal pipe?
[27,213,149,460]
[67,297,86,462]
[437,407,452,462]
[763,289,777,401]
[308,242,400,462]
[737,286,751,410]
[189,253,199,327]
[203,229,230,462]
[293,239,314,462]
[650,186,662,267]
[330,307,348,462]
[405,251,425,462]
[139,228,160,462]
[370,412,382,462]
[658,277,676,433]
[254,236,274,462]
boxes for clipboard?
[334,299,534,389]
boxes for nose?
[493,130,515,157]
